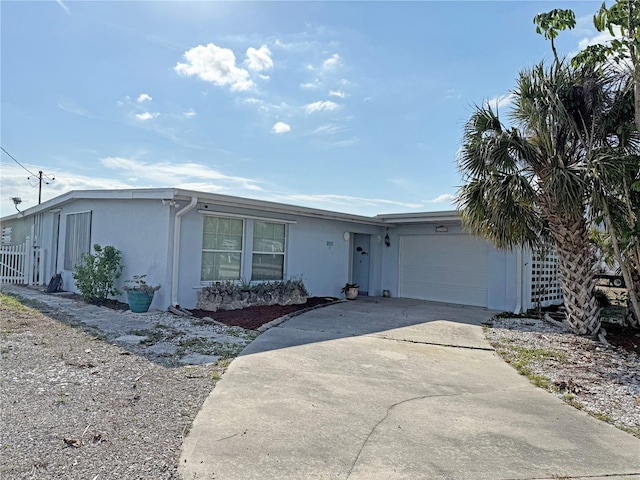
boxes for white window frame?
[201,216,244,282]
[64,211,92,271]
[251,221,287,281]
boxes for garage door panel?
[399,235,488,307]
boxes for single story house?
[0,188,562,312]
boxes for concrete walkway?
[180,297,640,480]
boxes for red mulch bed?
[188,297,340,330]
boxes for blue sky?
[1,1,606,217]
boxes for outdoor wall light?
[384,228,390,247]
[11,197,23,215]
[436,225,449,233]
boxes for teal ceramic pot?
[127,290,154,313]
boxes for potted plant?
[341,283,359,300]
[123,275,161,313]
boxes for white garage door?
[399,234,489,307]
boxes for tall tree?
[536,2,640,326]
[457,61,604,336]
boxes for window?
[1,226,12,245]
[201,216,243,281]
[64,212,92,270]
[252,221,285,280]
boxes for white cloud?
[322,53,342,70]
[428,193,455,204]
[245,45,273,71]
[137,93,152,103]
[279,193,422,212]
[0,163,129,218]
[99,156,264,191]
[174,43,254,91]
[311,124,342,135]
[55,0,70,14]
[445,89,461,100]
[57,102,92,118]
[329,90,347,99]
[304,100,339,114]
[300,80,320,89]
[183,108,197,118]
[486,93,515,110]
[272,122,291,134]
[135,112,160,121]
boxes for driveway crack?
[370,335,495,352]
[345,393,460,479]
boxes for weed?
[590,411,613,423]
[211,371,220,381]
[56,391,67,404]
[176,337,246,359]
[214,358,233,369]
[0,293,30,313]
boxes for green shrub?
[72,244,123,304]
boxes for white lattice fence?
[525,248,563,310]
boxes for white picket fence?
[0,237,44,286]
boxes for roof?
[0,187,462,227]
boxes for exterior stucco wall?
[0,216,33,246]
[174,204,386,309]
[56,199,172,310]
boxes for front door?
[351,233,370,295]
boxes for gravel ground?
[2,290,639,480]
[0,295,223,480]
[485,316,640,437]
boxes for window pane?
[201,252,241,281]
[251,254,284,281]
[64,212,91,270]
[202,217,243,251]
[253,222,285,253]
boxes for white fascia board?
[376,210,462,224]
[0,188,178,222]
[174,188,388,226]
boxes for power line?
[0,146,39,177]
[1,146,56,204]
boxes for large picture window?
[201,216,243,281]
[64,211,92,270]
[252,221,285,281]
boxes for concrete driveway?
[180,297,640,480]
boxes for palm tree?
[457,61,604,336]
[588,70,640,326]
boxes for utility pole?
[38,171,43,204]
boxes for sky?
[0,0,609,218]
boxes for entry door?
[352,233,370,295]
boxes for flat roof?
[1,187,461,227]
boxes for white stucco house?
[0,188,562,312]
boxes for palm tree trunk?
[547,214,601,336]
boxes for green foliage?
[534,9,576,40]
[341,283,359,293]
[202,277,309,298]
[534,9,576,63]
[72,244,123,305]
[123,275,160,294]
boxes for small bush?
[72,244,123,304]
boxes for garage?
[398,234,489,307]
